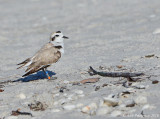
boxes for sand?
[0,0,160,118]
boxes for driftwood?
[88,66,144,78]
[11,109,33,117]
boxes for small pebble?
[95,86,100,91]
[142,104,155,110]
[17,93,26,99]
[76,103,84,108]
[134,96,147,105]
[53,101,59,106]
[107,94,115,98]
[28,101,48,111]
[81,103,98,114]
[54,93,60,97]
[0,89,4,92]
[51,109,61,112]
[102,83,108,87]
[133,85,146,89]
[152,80,159,84]
[103,97,119,107]
[110,110,122,117]
[67,94,78,101]
[118,104,126,109]
[63,80,70,84]
[59,87,66,93]
[6,116,18,119]
[63,104,76,111]
[59,98,68,105]
[153,28,160,34]
[99,99,104,107]
[78,94,85,97]
[125,99,135,107]
[96,107,111,115]
[63,93,67,96]
[150,14,156,18]
[81,106,90,114]
[74,90,83,95]
[80,78,100,84]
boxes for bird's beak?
[63,36,69,39]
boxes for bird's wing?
[17,58,31,69]
[17,43,52,69]
[23,45,61,76]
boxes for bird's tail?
[17,58,31,69]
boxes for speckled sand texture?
[0,0,160,119]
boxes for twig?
[11,109,33,117]
[88,66,144,77]
[141,110,145,117]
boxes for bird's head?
[50,31,69,45]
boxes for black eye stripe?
[55,35,59,37]
[52,37,55,41]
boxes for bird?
[17,31,68,79]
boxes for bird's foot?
[47,76,57,80]
[48,76,51,80]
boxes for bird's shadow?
[14,71,56,82]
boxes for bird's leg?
[42,68,51,80]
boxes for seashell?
[81,106,90,114]
[142,104,155,110]
[122,88,135,93]
[78,94,85,97]
[76,103,84,108]
[103,97,119,107]
[138,85,146,89]
[132,84,146,89]
[81,103,98,114]
[99,99,104,107]
[110,110,122,117]
[107,94,115,98]
[17,93,26,99]
[118,104,126,109]
[96,107,111,115]
[63,104,76,111]
[74,90,83,95]
[125,99,135,107]
[134,96,147,105]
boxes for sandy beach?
[0,0,160,118]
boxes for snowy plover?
[17,31,68,79]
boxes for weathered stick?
[11,109,33,117]
[89,66,144,77]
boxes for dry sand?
[0,0,160,118]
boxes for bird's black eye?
[55,35,59,37]
[52,37,55,41]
